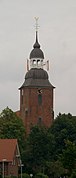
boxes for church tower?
[19,19,55,134]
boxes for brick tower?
[19,21,55,134]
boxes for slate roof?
[20,68,54,89]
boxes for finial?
[34,17,39,32]
[33,17,40,48]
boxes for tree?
[45,160,65,178]
[22,113,76,176]
[48,113,76,157]
[0,107,25,153]
[35,173,48,178]
[61,140,76,177]
[70,170,76,178]
[22,125,56,174]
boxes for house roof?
[0,139,19,162]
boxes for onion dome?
[30,31,44,59]
[25,68,48,80]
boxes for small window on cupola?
[37,59,40,66]
[33,60,36,65]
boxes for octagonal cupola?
[29,18,44,69]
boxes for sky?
[0,0,76,117]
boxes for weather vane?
[34,17,39,32]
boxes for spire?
[29,17,44,61]
[33,17,40,48]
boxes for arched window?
[33,60,36,65]
[37,59,40,66]
[38,117,42,125]
[21,89,23,104]
[38,94,42,105]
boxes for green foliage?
[0,107,25,152]
[70,170,76,178]
[61,140,76,176]
[19,173,30,178]
[35,173,48,178]
[6,176,17,178]
[48,113,76,157]
[22,125,56,174]
[10,176,17,178]
[23,113,76,176]
[45,160,65,178]
[1,110,76,177]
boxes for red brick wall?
[20,87,54,134]
[8,162,18,177]
[0,162,18,178]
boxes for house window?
[13,159,15,166]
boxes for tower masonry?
[19,23,55,134]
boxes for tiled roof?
[0,139,18,162]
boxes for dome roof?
[25,68,48,80]
[30,48,44,59]
[19,68,54,88]
[29,31,44,59]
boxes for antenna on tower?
[27,59,29,71]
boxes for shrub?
[19,173,30,178]
[6,176,17,178]
[70,170,76,178]
[35,173,48,178]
